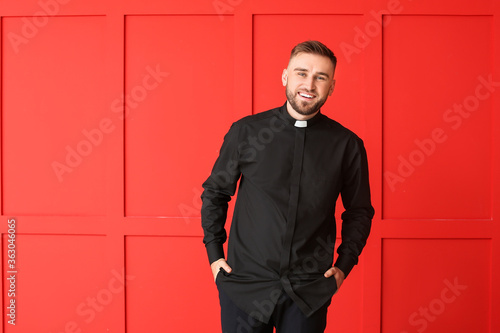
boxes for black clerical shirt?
[201,103,374,323]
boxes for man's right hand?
[211,258,232,282]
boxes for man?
[201,40,374,333]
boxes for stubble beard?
[285,85,328,116]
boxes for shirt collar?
[277,102,323,128]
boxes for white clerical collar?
[294,120,307,128]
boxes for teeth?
[299,92,313,98]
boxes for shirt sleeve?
[201,123,242,264]
[334,135,375,277]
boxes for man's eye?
[298,72,306,77]
[317,76,326,81]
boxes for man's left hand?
[324,266,345,291]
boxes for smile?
[298,92,315,99]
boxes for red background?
[0,0,499,332]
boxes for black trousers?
[218,286,331,333]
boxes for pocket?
[215,268,223,284]
[216,267,231,284]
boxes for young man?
[201,40,374,333]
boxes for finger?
[324,267,336,278]
[220,261,232,273]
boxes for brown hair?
[289,40,337,69]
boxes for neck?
[286,101,319,121]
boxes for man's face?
[282,52,336,117]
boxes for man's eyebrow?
[293,67,309,72]
[293,68,330,78]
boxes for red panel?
[125,236,220,332]
[2,235,113,333]
[2,16,108,216]
[382,239,490,333]
[253,15,370,138]
[383,15,492,219]
[124,15,235,217]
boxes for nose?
[304,76,315,91]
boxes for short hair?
[289,40,337,69]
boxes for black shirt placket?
[280,123,311,312]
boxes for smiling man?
[284,51,335,119]
[201,40,374,333]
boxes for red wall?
[1,0,499,332]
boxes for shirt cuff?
[206,242,225,264]
[334,256,356,278]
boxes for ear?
[281,69,288,86]
[328,79,336,96]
